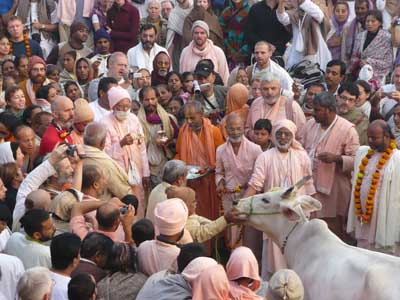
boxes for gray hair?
[260,72,281,85]
[84,122,107,147]
[147,0,161,9]
[313,91,336,111]
[162,160,187,184]
[108,52,127,67]
[17,267,53,300]
[184,101,203,114]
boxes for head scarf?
[272,119,303,150]
[108,86,131,109]
[266,269,304,300]
[73,98,94,123]
[332,1,350,36]
[151,51,171,86]
[28,56,47,73]
[192,20,210,37]
[192,264,231,300]
[181,257,218,283]
[154,198,188,235]
[0,142,18,165]
[226,83,249,115]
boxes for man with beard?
[151,52,171,86]
[175,101,224,221]
[127,24,168,73]
[347,120,400,255]
[46,22,92,68]
[336,82,369,145]
[300,92,359,238]
[245,73,306,140]
[19,56,51,107]
[180,21,229,85]
[40,96,75,155]
[137,86,178,186]
[15,126,39,174]
[244,119,315,278]
[5,208,56,269]
[325,59,346,95]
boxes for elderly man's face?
[56,158,74,185]
[148,2,161,19]
[30,63,46,84]
[17,127,36,155]
[261,80,281,105]
[109,56,129,80]
[304,85,324,107]
[55,99,74,127]
[193,27,208,48]
[226,117,244,143]
[275,127,293,151]
[184,106,203,132]
[141,28,157,50]
[155,54,170,77]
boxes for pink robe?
[300,116,359,218]
[137,240,180,276]
[245,96,306,140]
[216,137,262,250]
[103,112,150,217]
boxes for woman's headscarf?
[226,246,262,300]
[191,264,231,300]
[266,269,304,300]
[332,1,350,35]
[181,257,218,284]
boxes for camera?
[120,206,129,215]
[65,143,77,157]
[193,80,201,94]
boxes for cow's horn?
[282,175,312,199]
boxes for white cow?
[236,186,400,300]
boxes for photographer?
[70,198,136,245]
[193,62,227,125]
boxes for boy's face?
[253,129,270,147]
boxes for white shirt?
[50,271,70,300]
[0,227,11,252]
[127,42,168,72]
[89,100,111,122]
[4,232,51,269]
[0,254,24,300]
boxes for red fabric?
[39,124,74,155]
[107,2,140,53]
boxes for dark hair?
[64,50,78,60]
[121,194,139,214]
[366,9,383,25]
[36,84,56,100]
[5,85,23,103]
[80,232,113,260]
[354,80,372,94]
[139,86,160,102]
[177,243,206,272]
[14,55,28,67]
[170,96,184,106]
[106,242,137,273]
[64,81,79,93]
[32,111,53,128]
[307,82,326,91]
[98,77,118,98]
[46,64,60,77]
[140,23,157,35]
[0,111,20,135]
[20,208,50,237]
[0,205,12,225]
[338,82,360,98]
[68,273,96,300]
[22,105,42,125]
[182,72,194,81]
[82,165,103,191]
[166,71,183,83]
[254,118,272,133]
[131,218,155,247]
[1,59,15,73]
[327,59,346,76]
[156,83,170,92]
[50,233,82,270]
[0,162,18,187]
[96,205,120,228]
[313,91,337,111]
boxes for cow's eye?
[261,198,270,204]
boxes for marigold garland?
[353,140,397,224]
[9,34,31,58]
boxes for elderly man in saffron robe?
[137,86,178,187]
[216,113,262,252]
[103,86,150,218]
[175,101,224,221]
[245,72,306,141]
[300,92,359,239]
[244,119,315,279]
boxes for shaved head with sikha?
[226,113,245,143]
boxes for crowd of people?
[0,0,400,299]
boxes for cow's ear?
[298,195,322,213]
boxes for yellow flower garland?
[353,140,397,224]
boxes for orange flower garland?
[9,34,31,58]
[353,140,397,224]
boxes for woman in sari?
[327,1,351,60]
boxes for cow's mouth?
[282,207,300,221]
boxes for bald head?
[226,112,244,126]
[15,125,36,155]
[96,203,120,230]
[51,96,74,128]
[25,189,52,211]
[84,122,107,149]
[225,112,244,142]
[367,120,393,152]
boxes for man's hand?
[224,207,248,224]
[120,133,134,147]
[32,20,42,30]
[317,152,341,164]
[120,204,136,227]
[216,181,225,197]
[48,144,69,166]
[110,197,125,208]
